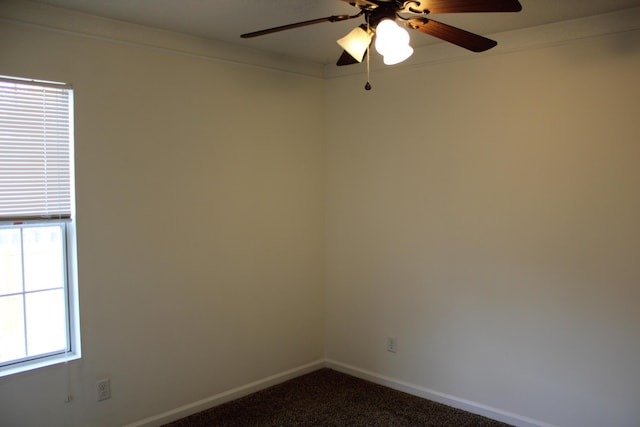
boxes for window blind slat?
[0,79,73,221]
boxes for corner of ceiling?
[0,0,326,79]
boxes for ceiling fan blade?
[337,50,365,66]
[407,0,522,14]
[241,13,361,38]
[408,17,497,52]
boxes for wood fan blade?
[241,13,361,38]
[407,0,522,14]
[408,17,497,52]
[337,50,365,66]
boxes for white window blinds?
[0,77,73,221]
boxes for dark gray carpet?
[165,368,512,426]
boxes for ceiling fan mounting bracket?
[366,5,400,27]
[402,1,430,14]
[344,0,429,13]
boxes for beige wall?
[325,27,640,427]
[1,2,640,427]
[0,13,326,427]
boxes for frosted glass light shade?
[383,44,414,65]
[337,27,373,62]
[375,19,410,55]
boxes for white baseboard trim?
[124,359,325,427]
[125,358,555,427]
[325,359,556,427]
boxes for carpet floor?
[164,368,512,426]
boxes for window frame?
[0,76,81,377]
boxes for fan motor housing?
[342,0,425,12]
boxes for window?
[0,76,80,376]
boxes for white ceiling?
[28,0,640,64]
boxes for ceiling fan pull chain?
[365,57,371,90]
[365,14,372,91]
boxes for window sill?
[0,351,81,378]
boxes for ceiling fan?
[241,0,523,67]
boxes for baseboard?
[124,359,325,427]
[125,358,555,427]
[324,359,556,427]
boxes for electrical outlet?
[386,336,397,353]
[96,378,111,401]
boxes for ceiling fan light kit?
[337,26,373,62]
[241,0,522,86]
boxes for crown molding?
[0,0,325,78]
[1,1,638,80]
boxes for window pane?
[23,226,64,292]
[0,294,26,363]
[0,229,22,295]
[25,289,66,356]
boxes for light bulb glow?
[374,19,414,64]
[375,20,397,55]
